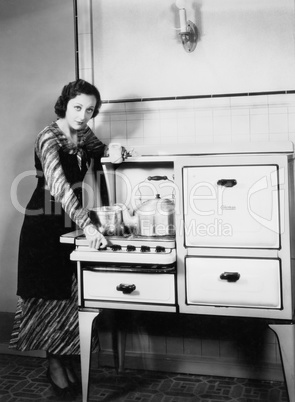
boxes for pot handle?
[148,175,168,181]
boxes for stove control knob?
[156,246,165,253]
[111,244,121,251]
[127,245,136,252]
[141,245,150,252]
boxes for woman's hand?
[83,224,108,249]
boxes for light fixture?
[175,0,198,53]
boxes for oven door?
[182,165,280,248]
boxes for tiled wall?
[95,94,295,149]
[77,0,295,150]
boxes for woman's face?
[65,93,97,131]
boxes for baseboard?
[96,351,285,382]
[0,342,46,358]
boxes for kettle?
[121,194,175,237]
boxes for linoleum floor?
[0,354,289,402]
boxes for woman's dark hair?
[54,79,102,118]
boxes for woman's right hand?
[83,224,108,249]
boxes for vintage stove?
[62,141,295,402]
[62,233,177,311]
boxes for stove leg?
[269,323,295,402]
[79,310,100,402]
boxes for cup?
[109,143,123,164]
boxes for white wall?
[75,0,295,151]
[92,0,295,99]
[0,0,75,312]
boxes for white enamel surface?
[186,257,281,308]
[83,271,175,304]
[183,165,280,248]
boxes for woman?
[10,79,118,398]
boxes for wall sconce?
[175,0,198,53]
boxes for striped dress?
[10,121,106,354]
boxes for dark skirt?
[10,275,99,355]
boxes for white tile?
[144,137,159,145]
[144,119,161,137]
[268,94,295,106]
[250,114,269,134]
[193,97,213,109]
[269,133,289,142]
[173,99,195,110]
[98,121,111,140]
[213,135,231,143]
[160,118,177,137]
[213,108,231,117]
[288,113,295,133]
[177,117,195,137]
[126,113,144,121]
[231,135,251,143]
[127,137,144,146]
[230,107,250,116]
[269,113,288,134]
[213,115,231,136]
[110,113,126,122]
[250,133,270,142]
[195,136,213,144]
[248,95,268,106]
[250,107,268,115]
[230,96,251,107]
[268,106,288,114]
[127,119,144,138]
[195,114,213,135]
[144,110,160,120]
[211,97,231,108]
[160,136,178,144]
[110,120,126,139]
[288,132,295,143]
[231,114,250,136]
[177,136,196,144]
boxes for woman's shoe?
[46,368,77,399]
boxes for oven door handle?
[217,179,237,187]
[116,283,136,294]
[220,272,240,282]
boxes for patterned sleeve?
[83,127,107,158]
[35,128,91,229]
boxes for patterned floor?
[0,353,289,402]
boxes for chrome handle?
[220,272,240,282]
[217,179,237,187]
[116,283,136,294]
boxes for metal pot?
[89,206,123,236]
[122,194,175,236]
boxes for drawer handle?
[217,179,237,187]
[220,272,240,282]
[116,283,136,294]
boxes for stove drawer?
[82,271,175,304]
[183,165,280,248]
[186,257,281,308]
